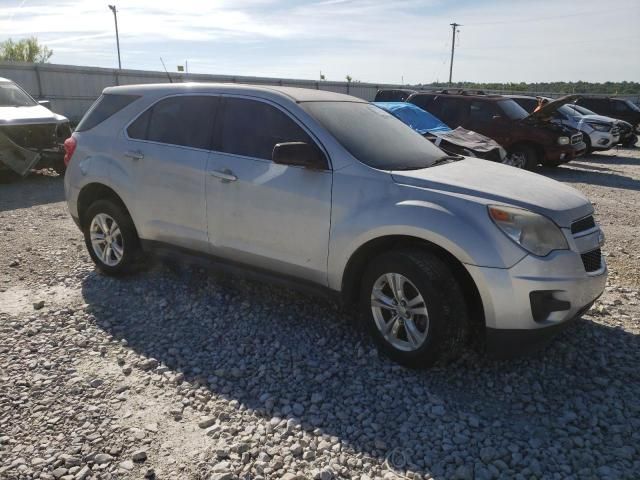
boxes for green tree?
[0,37,53,63]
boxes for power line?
[464,8,618,26]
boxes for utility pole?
[448,22,461,85]
[108,5,122,70]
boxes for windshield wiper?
[431,155,462,167]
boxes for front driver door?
[205,96,332,285]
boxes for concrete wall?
[2,61,639,122]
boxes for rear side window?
[218,98,312,160]
[127,96,218,150]
[469,101,499,122]
[436,97,468,125]
[76,94,139,132]
[409,95,434,112]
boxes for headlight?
[557,136,570,145]
[588,122,611,132]
[488,205,568,256]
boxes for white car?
[0,77,71,176]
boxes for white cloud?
[1,0,638,83]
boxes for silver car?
[64,84,607,367]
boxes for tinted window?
[409,95,435,111]
[302,101,448,170]
[613,100,632,113]
[76,94,139,132]
[219,98,312,160]
[128,96,217,150]
[435,97,468,125]
[469,101,499,122]
[512,98,537,112]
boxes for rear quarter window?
[75,94,140,132]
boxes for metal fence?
[1,61,639,122]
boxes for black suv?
[406,90,586,170]
[575,97,640,134]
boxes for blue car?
[374,102,520,167]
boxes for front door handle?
[124,150,144,160]
[209,169,237,183]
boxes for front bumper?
[589,131,620,151]
[465,245,607,357]
[545,142,586,163]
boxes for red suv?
[406,90,586,170]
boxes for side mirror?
[272,142,327,170]
[38,100,52,109]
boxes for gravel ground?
[1,149,639,480]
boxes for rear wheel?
[509,145,538,171]
[83,199,141,275]
[359,249,468,368]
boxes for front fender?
[327,196,526,292]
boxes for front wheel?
[360,249,468,368]
[83,199,141,275]
[509,145,538,171]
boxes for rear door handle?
[124,150,144,160]
[209,169,237,183]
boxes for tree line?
[421,81,640,95]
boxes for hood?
[526,94,581,122]
[391,158,592,227]
[0,104,68,125]
[577,114,615,125]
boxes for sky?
[1,0,639,85]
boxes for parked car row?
[0,77,70,176]
[61,83,608,368]
[374,88,638,170]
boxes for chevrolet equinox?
[64,84,607,367]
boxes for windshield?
[558,105,582,120]
[0,82,37,107]
[624,100,640,112]
[498,99,528,120]
[301,101,448,170]
[570,104,596,116]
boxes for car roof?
[103,82,365,103]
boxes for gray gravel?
[1,149,639,479]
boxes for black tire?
[359,249,468,368]
[510,145,538,171]
[83,199,141,276]
[622,135,638,147]
[582,134,592,154]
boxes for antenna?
[160,57,173,83]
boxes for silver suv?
[64,84,607,367]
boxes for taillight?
[63,135,77,166]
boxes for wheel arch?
[509,140,545,162]
[341,235,485,335]
[77,183,136,231]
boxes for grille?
[611,125,620,136]
[571,216,596,234]
[581,248,602,273]
[0,123,58,150]
[571,133,582,145]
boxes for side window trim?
[213,93,332,171]
[123,93,220,153]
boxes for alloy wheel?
[90,213,124,267]
[370,273,430,352]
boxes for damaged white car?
[0,77,71,176]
